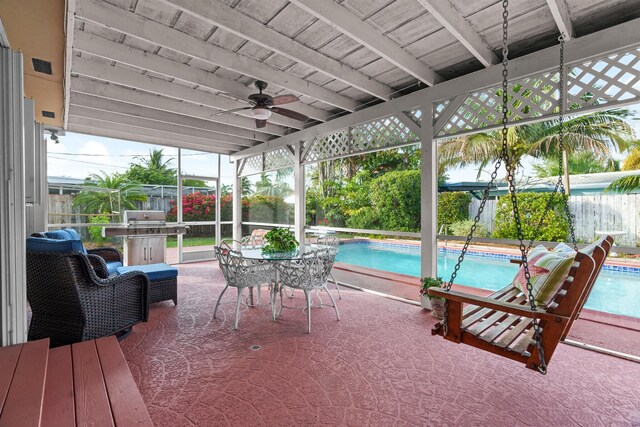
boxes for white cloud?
[80,141,109,157]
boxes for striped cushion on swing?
[512,245,576,305]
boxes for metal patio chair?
[274,249,339,333]
[317,234,341,299]
[214,245,273,329]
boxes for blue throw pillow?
[26,237,86,254]
[44,229,87,254]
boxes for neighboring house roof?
[441,170,640,196]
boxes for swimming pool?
[335,241,640,318]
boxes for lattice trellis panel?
[433,100,450,122]
[303,129,350,163]
[264,146,294,171]
[436,72,560,137]
[434,46,640,138]
[302,115,419,164]
[407,108,424,124]
[239,146,294,176]
[240,154,263,176]
[567,48,640,110]
[351,115,418,153]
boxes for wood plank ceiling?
[66,0,640,154]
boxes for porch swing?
[427,1,613,374]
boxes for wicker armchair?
[33,229,124,277]
[26,244,149,348]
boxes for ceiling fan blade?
[270,107,309,122]
[271,94,299,105]
[210,107,252,117]
[255,119,267,128]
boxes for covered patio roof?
[62,0,640,155]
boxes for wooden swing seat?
[429,236,612,372]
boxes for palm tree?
[439,109,635,179]
[606,142,640,193]
[73,171,148,215]
[137,148,175,173]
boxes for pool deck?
[121,260,640,426]
[331,262,640,357]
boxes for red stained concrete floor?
[120,260,640,426]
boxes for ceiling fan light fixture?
[251,107,272,120]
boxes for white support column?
[420,102,437,279]
[293,143,305,248]
[177,148,183,263]
[215,155,221,245]
[232,160,242,242]
[0,47,27,345]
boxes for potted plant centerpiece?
[261,227,299,254]
[420,276,446,318]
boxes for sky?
[47,104,640,184]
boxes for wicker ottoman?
[117,263,178,305]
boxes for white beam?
[69,92,263,145]
[289,0,443,86]
[69,104,256,148]
[415,0,498,67]
[68,123,225,154]
[232,160,242,241]
[73,31,331,123]
[293,143,305,247]
[420,103,437,279]
[158,0,394,101]
[398,112,421,136]
[70,76,277,139]
[63,0,76,128]
[545,0,575,40]
[76,0,359,112]
[72,56,303,130]
[232,17,640,160]
[433,94,468,136]
[68,116,236,154]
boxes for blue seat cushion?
[26,237,85,254]
[116,263,178,282]
[106,261,123,276]
[44,229,87,254]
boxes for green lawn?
[166,236,217,248]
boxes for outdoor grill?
[102,210,188,266]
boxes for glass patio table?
[240,245,324,319]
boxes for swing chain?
[526,34,577,254]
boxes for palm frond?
[605,174,640,193]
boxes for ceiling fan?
[212,80,309,128]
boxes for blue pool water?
[336,242,640,318]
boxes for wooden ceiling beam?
[68,122,232,154]
[415,0,498,67]
[75,0,358,112]
[69,103,258,148]
[73,31,331,123]
[157,0,394,101]
[71,77,284,140]
[545,0,575,40]
[72,57,302,131]
[289,0,443,86]
[70,92,265,147]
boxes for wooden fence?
[470,194,640,246]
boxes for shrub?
[369,170,421,231]
[437,192,471,230]
[166,192,233,222]
[88,215,110,244]
[242,195,291,224]
[449,219,489,238]
[492,192,569,241]
[345,207,379,230]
